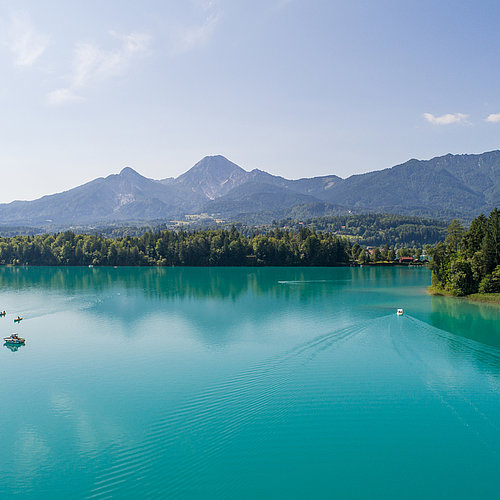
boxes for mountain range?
[0,151,498,227]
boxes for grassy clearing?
[428,286,500,305]
[427,285,447,296]
[466,293,500,305]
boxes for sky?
[1,0,500,202]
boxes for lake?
[0,266,499,499]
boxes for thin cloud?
[46,89,83,106]
[72,32,151,88]
[172,14,219,54]
[47,31,151,105]
[485,113,500,123]
[423,112,468,125]
[170,1,220,54]
[5,11,49,66]
[192,0,218,11]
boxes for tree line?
[430,209,500,295]
[0,227,352,267]
[279,213,447,247]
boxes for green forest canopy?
[431,209,500,296]
[0,227,352,267]
[277,213,447,247]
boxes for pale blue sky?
[1,0,499,202]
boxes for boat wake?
[388,315,500,456]
[88,314,500,498]
[87,316,384,498]
[278,279,351,285]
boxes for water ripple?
[87,317,379,498]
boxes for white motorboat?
[4,334,25,344]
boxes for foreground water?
[0,266,498,499]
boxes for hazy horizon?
[2,148,499,204]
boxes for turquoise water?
[0,266,499,499]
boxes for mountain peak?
[119,166,141,177]
[0,150,497,225]
[189,155,246,174]
[202,154,229,161]
[175,156,248,200]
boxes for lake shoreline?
[0,262,425,268]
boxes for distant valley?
[0,151,499,229]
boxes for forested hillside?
[431,209,500,296]
[279,214,447,246]
[0,228,351,267]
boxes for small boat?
[0,311,6,317]
[4,334,25,345]
[14,316,23,323]
[89,264,94,268]
[397,308,404,316]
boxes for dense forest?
[0,227,352,267]
[0,213,448,247]
[431,209,500,296]
[278,214,447,247]
[3,214,483,270]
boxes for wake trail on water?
[1,295,101,322]
[388,315,500,455]
[87,315,387,499]
[405,315,500,365]
[278,279,351,284]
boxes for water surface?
[0,266,498,499]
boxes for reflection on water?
[1,265,497,346]
[0,265,427,299]
[430,295,500,347]
[3,342,24,352]
[0,266,498,499]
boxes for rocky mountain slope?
[0,151,498,226]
